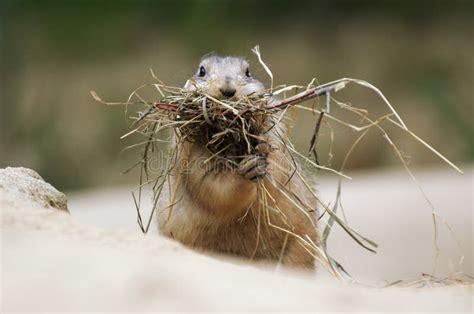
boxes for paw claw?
[238,154,268,181]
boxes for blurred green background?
[1,0,472,191]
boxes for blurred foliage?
[1,0,473,191]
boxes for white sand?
[2,166,473,311]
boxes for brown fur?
[157,56,318,270]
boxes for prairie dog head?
[184,55,265,99]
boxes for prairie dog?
[157,55,318,270]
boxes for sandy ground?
[69,166,473,283]
[2,166,473,311]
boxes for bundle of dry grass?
[154,92,269,163]
[91,47,463,280]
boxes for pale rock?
[0,167,68,212]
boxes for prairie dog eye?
[245,68,251,77]
[198,66,206,77]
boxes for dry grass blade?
[93,48,464,283]
[384,272,474,288]
[252,45,273,90]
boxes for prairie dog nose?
[219,87,236,98]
